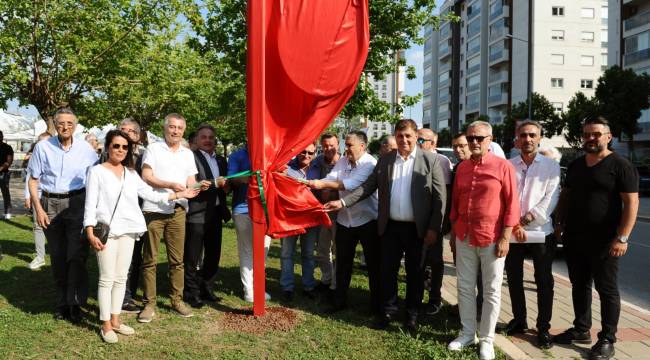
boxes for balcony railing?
[489,49,509,65]
[489,25,507,42]
[439,78,450,88]
[468,44,481,57]
[439,92,450,104]
[468,63,481,75]
[466,101,480,112]
[624,11,650,31]
[489,5,509,22]
[439,46,451,59]
[625,48,650,66]
[439,61,451,73]
[488,93,508,106]
[467,82,480,93]
[437,110,450,119]
[489,70,508,83]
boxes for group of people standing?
[18,107,639,360]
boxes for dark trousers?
[41,192,89,309]
[382,220,424,317]
[334,220,381,313]
[122,233,145,304]
[505,235,556,332]
[424,236,444,305]
[183,214,223,300]
[1,172,10,212]
[565,244,620,342]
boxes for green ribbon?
[205,169,269,225]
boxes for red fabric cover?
[247,0,369,238]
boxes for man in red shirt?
[447,121,520,360]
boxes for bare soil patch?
[220,306,302,334]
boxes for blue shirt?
[228,147,251,215]
[287,158,321,181]
[28,136,98,193]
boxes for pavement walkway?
[440,243,650,359]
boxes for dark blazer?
[187,150,231,224]
[342,149,446,238]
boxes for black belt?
[42,188,85,199]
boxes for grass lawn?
[0,215,502,359]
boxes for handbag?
[88,170,125,245]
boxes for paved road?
[552,219,650,311]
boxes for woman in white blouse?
[84,130,198,343]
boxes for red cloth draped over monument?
[246,0,369,315]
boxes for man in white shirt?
[138,113,207,322]
[501,120,560,349]
[309,131,380,314]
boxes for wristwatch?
[616,235,629,243]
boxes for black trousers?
[424,235,444,305]
[1,172,11,212]
[122,233,145,304]
[382,220,424,317]
[41,192,89,309]
[183,213,223,300]
[505,235,556,332]
[565,243,620,342]
[334,220,380,313]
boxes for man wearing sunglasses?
[500,120,560,350]
[554,117,639,360]
[448,120,519,360]
[280,142,321,302]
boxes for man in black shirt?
[0,130,14,219]
[554,117,639,360]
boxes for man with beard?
[500,121,560,349]
[554,117,639,360]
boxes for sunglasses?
[452,143,468,149]
[417,137,433,145]
[111,143,129,150]
[466,135,489,143]
[582,131,609,139]
[300,150,315,156]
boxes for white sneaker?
[100,329,118,343]
[448,333,478,351]
[113,323,135,336]
[29,257,45,270]
[243,292,272,302]
[479,340,495,360]
[4,213,11,220]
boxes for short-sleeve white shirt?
[141,141,198,214]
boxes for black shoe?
[53,307,69,321]
[302,289,316,300]
[588,339,615,360]
[497,319,528,336]
[372,313,392,330]
[282,291,293,302]
[200,290,221,303]
[68,305,82,324]
[423,302,443,316]
[553,328,592,345]
[186,297,205,309]
[315,282,331,293]
[537,331,553,349]
[404,315,418,334]
[121,301,142,314]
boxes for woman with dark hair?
[84,130,199,343]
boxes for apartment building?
[423,0,609,135]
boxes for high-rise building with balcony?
[423,0,609,136]
[609,0,650,149]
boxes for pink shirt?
[450,151,519,247]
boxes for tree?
[595,66,650,154]
[0,0,187,132]
[560,92,600,149]
[437,127,451,148]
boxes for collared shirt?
[325,152,377,228]
[450,151,520,247]
[28,136,98,193]
[390,147,417,222]
[509,153,561,235]
[200,149,221,206]
[310,154,340,203]
[432,150,453,185]
[287,157,321,180]
[141,141,197,214]
[228,148,251,215]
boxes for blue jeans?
[280,227,318,291]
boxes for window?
[601,29,608,47]
[601,53,608,69]
[551,54,564,64]
[581,31,594,42]
[581,8,595,18]
[580,55,595,66]
[551,78,564,88]
[581,79,594,89]
[551,30,565,40]
[552,6,564,16]
[552,102,563,112]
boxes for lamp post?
[505,33,533,120]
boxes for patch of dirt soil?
[220,306,303,334]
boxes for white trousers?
[456,238,505,343]
[96,234,136,321]
[233,214,271,297]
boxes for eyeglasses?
[466,135,489,143]
[582,131,609,139]
[452,143,468,149]
[299,150,315,156]
[417,137,433,145]
[111,143,129,150]
[518,132,538,139]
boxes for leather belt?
[42,188,85,199]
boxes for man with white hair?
[448,120,519,360]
